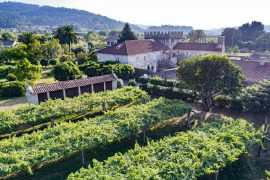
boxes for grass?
[0,96,28,111]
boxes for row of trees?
[221,21,270,51]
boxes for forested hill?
[0,2,140,31]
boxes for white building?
[97,32,225,72]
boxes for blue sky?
[1,0,269,29]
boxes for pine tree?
[118,23,137,43]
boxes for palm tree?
[53,25,78,52]
[187,30,206,43]
[18,32,36,45]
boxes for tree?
[0,32,17,41]
[177,55,244,111]
[40,39,62,60]
[53,25,78,53]
[254,33,270,51]
[53,61,82,81]
[187,30,206,43]
[238,21,265,43]
[118,23,137,43]
[18,32,36,45]
[221,28,239,48]
[14,58,41,81]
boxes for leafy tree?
[40,39,62,60]
[0,32,17,41]
[254,33,270,51]
[53,61,82,81]
[187,30,206,43]
[177,55,244,111]
[53,25,78,53]
[14,58,41,81]
[221,28,239,48]
[118,23,137,43]
[0,43,28,63]
[18,32,36,45]
[49,58,58,66]
[238,21,265,42]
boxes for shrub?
[138,76,149,84]
[49,59,57,66]
[59,55,73,62]
[0,81,25,97]
[0,65,15,79]
[40,59,49,67]
[128,79,137,87]
[82,62,135,80]
[53,61,82,81]
[117,79,124,88]
[214,96,244,111]
[140,84,197,101]
[6,73,17,81]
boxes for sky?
[1,0,270,29]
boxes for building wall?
[26,86,39,104]
[98,51,165,72]
[128,51,164,72]
[175,50,223,57]
[97,54,128,64]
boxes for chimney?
[217,36,225,54]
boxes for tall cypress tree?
[118,23,137,43]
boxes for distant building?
[104,34,119,46]
[97,31,225,72]
[1,40,18,48]
[26,74,118,104]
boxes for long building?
[26,74,118,104]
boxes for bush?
[138,76,149,84]
[213,96,244,111]
[6,73,17,81]
[53,61,82,81]
[60,55,73,62]
[0,81,25,97]
[0,65,15,79]
[140,84,197,101]
[82,62,135,80]
[128,79,137,87]
[117,79,124,88]
[40,59,49,67]
[49,59,57,66]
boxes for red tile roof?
[232,60,270,84]
[31,74,117,94]
[173,42,222,52]
[97,40,169,55]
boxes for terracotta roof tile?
[97,40,169,55]
[232,60,270,84]
[173,42,222,52]
[32,74,117,94]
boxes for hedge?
[138,76,189,89]
[0,81,25,98]
[140,84,197,102]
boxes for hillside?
[0,2,140,31]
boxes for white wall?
[26,86,39,104]
[175,50,223,58]
[128,51,164,72]
[97,51,165,72]
[97,54,128,64]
